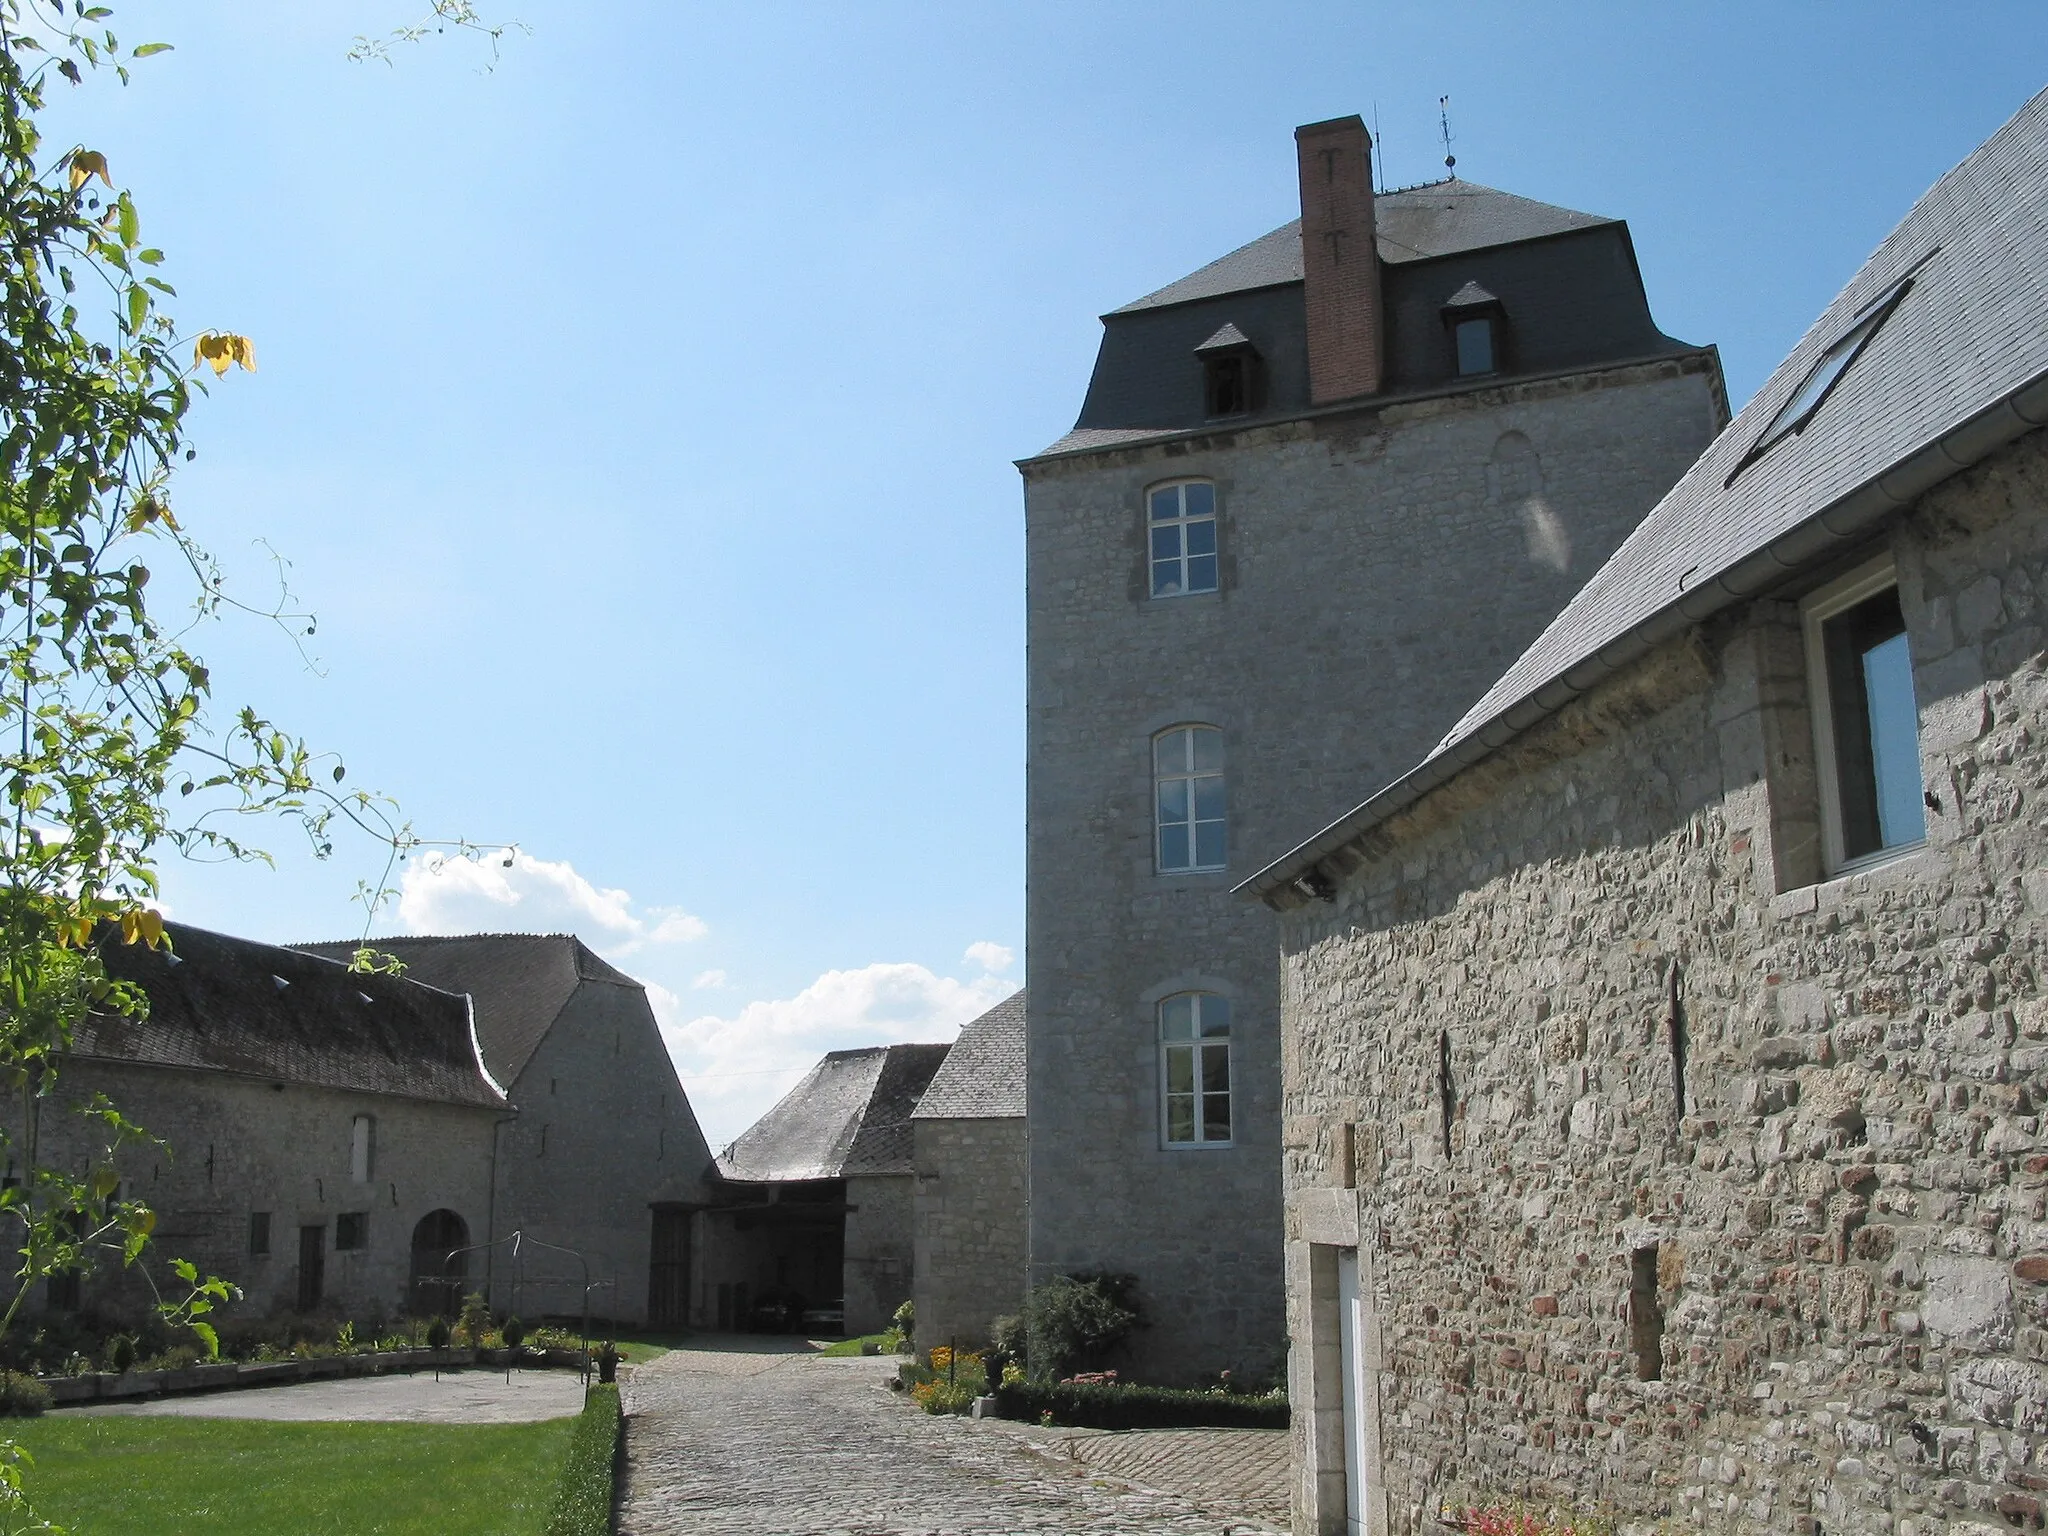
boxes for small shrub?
[1021,1273,1140,1381]
[891,1298,914,1344]
[0,1372,51,1417]
[424,1317,451,1350]
[859,1339,882,1356]
[910,1378,976,1415]
[457,1291,493,1347]
[105,1336,135,1374]
[502,1316,526,1350]
[544,1383,621,1536]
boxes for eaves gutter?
[1237,364,2048,911]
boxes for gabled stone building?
[912,990,1026,1351]
[295,933,714,1328]
[709,1043,949,1336]
[1246,87,2048,1536]
[1023,114,1725,1382]
[23,923,504,1322]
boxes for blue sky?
[54,4,2045,1147]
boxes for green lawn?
[5,1414,577,1535]
[602,1330,694,1364]
[816,1332,888,1357]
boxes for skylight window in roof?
[1729,273,1918,483]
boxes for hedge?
[545,1383,621,1536]
[993,1381,1288,1431]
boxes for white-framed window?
[1160,992,1232,1146]
[1149,481,1218,598]
[1154,726,1225,873]
[1803,559,1926,875]
[350,1115,375,1184]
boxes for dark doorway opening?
[409,1209,468,1317]
[297,1223,325,1312]
[648,1208,691,1328]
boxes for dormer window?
[1194,323,1261,418]
[1441,281,1505,377]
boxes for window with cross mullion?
[1149,481,1218,599]
[1155,725,1225,873]
[1161,992,1232,1146]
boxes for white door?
[1337,1248,1370,1534]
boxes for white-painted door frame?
[1337,1248,1370,1534]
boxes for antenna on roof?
[1371,101,1384,192]
[1438,94,1456,175]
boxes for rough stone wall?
[491,979,712,1327]
[1277,429,2048,1535]
[18,1062,497,1322]
[845,1173,915,1338]
[1026,356,1724,1383]
[914,1116,1028,1350]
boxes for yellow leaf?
[139,909,165,947]
[118,911,138,944]
[193,332,256,377]
[68,150,110,192]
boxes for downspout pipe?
[1240,366,2048,907]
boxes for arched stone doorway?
[409,1209,469,1318]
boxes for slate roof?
[292,933,640,1089]
[912,991,1024,1120]
[717,1043,951,1182]
[77,923,504,1108]
[1244,85,2048,903]
[1109,179,1613,314]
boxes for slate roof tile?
[717,1043,951,1182]
[81,923,504,1109]
[912,990,1024,1120]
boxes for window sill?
[1770,841,1935,921]
[1147,588,1221,604]
[1162,1140,1235,1153]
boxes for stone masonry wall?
[1277,428,2048,1535]
[22,1062,498,1322]
[491,979,711,1327]
[914,1115,1028,1351]
[846,1173,915,1339]
[1027,355,1724,1383]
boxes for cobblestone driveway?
[616,1339,1286,1535]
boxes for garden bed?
[992,1380,1289,1431]
[39,1346,590,1406]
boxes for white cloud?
[659,962,1015,1154]
[691,969,729,990]
[963,939,1014,973]
[396,850,705,952]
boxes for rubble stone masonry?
[1277,429,2048,1535]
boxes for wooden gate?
[648,1209,690,1328]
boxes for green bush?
[106,1336,135,1374]
[424,1317,451,1350]
[993,1380,1288,1431]
[457,1292,493,1348]
[0,1371,51,1416]
[501,1317,526,1350]
[1020,1273,1139,1381]
[544,1383,620,1536]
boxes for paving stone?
[617,1340,1285,1535]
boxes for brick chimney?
[1295,115,1383,402]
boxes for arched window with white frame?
[1160,992,1232,1146]
[1154,725,1225,873]
[1148,480,1218,598]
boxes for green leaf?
[125,282,146,332]
[117,194,138,247]
[191,1321,219,1358]
[132,43,174,58]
